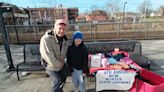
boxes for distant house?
[76,10,108,23]
[113,12,138,22]
[149,7,164,18]
[113,13,123,19]
[76,14,87,22]
[150,11,161,17]
[89,10,108,21]
[113,12,137,19]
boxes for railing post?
[33,25,38,41]
[0,7,15,71]
[89,22,92,41]
[10,7,20,44]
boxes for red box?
[130,69,164,92]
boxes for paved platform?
[141,40,164,75]
[0,40,164,92]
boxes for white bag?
[90,54,101,68]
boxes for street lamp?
[123,2,127,22]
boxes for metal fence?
[1,21,164,44]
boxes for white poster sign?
[96,70,136,91]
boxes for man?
[40,19,69,92]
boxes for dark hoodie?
[67,41,88,73]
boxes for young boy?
[67,31,88,92]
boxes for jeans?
[46,64,68,92]
[72,68,86,92]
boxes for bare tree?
[138,0,152,17]
[105,0,122,18]
[90,5,99,13]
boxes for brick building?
[27,7,78,24]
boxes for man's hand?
[83,73,86,77]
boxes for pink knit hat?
[55,19,67,26]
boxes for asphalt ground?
[0,40,164,92]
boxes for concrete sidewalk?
[0,45,96,92]
[141,40,164,76]
[0,40,164,92]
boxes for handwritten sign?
[96,70,136,91]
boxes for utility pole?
[122,2,127,29]
[60,4,63,19]
[0,6,15,71]
[144,4,147,22]
[123,2,127,22]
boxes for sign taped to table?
[96,70,136,91]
